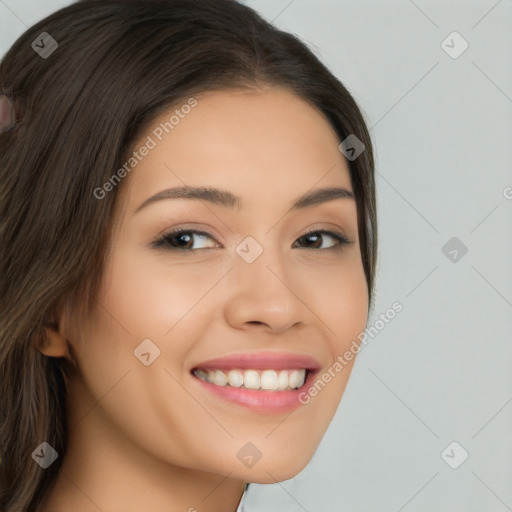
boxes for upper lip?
[192,351,322,372]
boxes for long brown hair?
[0,1,377,509]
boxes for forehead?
[124,87,353,210]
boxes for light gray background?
[1,1,511,511]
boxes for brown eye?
[151,229,218,251]
[293,230,351,250]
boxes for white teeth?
[194,368,307,391]
[260,370,278,390]
[277,370,289,389]
[195,369,209,381]
[228,369,243,387]
[213,370,228,386]
[289,370,305,389]
[243,370,260,389]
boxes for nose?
[222,243,309,335]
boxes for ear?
[36,323,72,358]
[34,303,74,360]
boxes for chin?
[239,453,315,483]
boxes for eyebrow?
[133,185,355,214]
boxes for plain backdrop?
[1,1,511,511]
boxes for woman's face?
[66,86,368,483]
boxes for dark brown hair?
[0,0,377,509]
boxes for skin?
[39,86,369,512]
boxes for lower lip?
[191,371,317,414]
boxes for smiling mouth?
[192,368,309,391]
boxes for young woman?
[0,1,377,510]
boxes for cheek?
[334,274,368,350]
[98,247,215,342]
[306,255,369,350]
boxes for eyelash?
[150,227,352,253]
